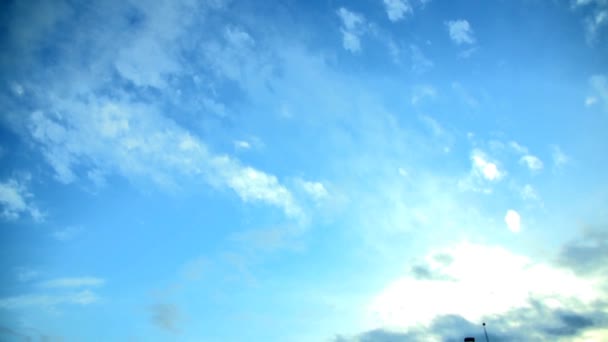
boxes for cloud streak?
[0,178,42,221]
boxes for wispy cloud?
[337,7,365,53]
[222,165,302,219]
[411,85,437,105]
[471,149,502,181]
[27,102,303,219]
[383,0,412,22]
[451,82,479,108]
[15,268,40,282]
[233,140,251,150]
[52,226,83,241]
[521,184,540,201]
[572,0,608,44]
[0,178,43,221]
[296,179,329,202]
[410,45,434,73]
[39,277,105,288]
[520,154,544,171]
[589,74,608,111]
[552,145,569,168]
[0,290,99,309]
[445,19,476,45]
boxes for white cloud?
[519,155,543,171]
[16,268,40,282]
[585,96,598,107]
[573,0,608,43]
[419,115,443,136]
[219,163,302,218]
[0,178,42,221]
[26,101,302,219]
[0,290,99,309]
[451,82,478,108]
[589,74,608,111]
[505,209,521,233]
[337,7,364,31]
[341,30,361,53]
[39,277,105,288]
[225,26,255,48]
[233,140,251,150]
[383,0,412,22]
[509,141,529,154]
[471,149,502,181]
[521,184,539,201]
[367,242,598,330]
[52,226,82,241]
[445,20,475,45]
[11,82,24,96]
[410,45,433,73]
[297,179,329,202]
[552,145,569,168]
[585,9,608,43]
[410,85,436,105]
[337,8,365,53]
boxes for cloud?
[509,141,529,154]
[39,277,105,288]
[52,226,82,241]
[15,268,40,282]
[451,82,478,108]
[557,227,608,277]
[230,226,303,253]
[149,303,181,333]
[0,325,32,340]
[572,0,608,43]
[222,165,302,218]
[410,45,434,73]
[0,178,43,221]
[445,20,475,45]
[552,145,569,168]
[589,74,608,111]
[337,8,365,53]
[521,184,540,201]
[297,179,329,202]
[419,115,444,137]
[471,149,502,181]
[410,85,436,105]
[234,140,251,150]
[179,257,209,281]
[585,10,608,43]
[504,209,521,233]
[363,242,600,334]
[338,307,608,341]
[26,102,303,219]
[585,96,598,107]
[338,229,608,340]
[0,290,99,309]
[520,155,544,171]
[383,0,412,22]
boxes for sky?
[0,0,608,341]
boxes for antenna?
[482,322,489,342]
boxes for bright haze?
[1,0,608,341]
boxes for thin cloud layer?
[0,0,607,340]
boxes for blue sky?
[1,0,608,340]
